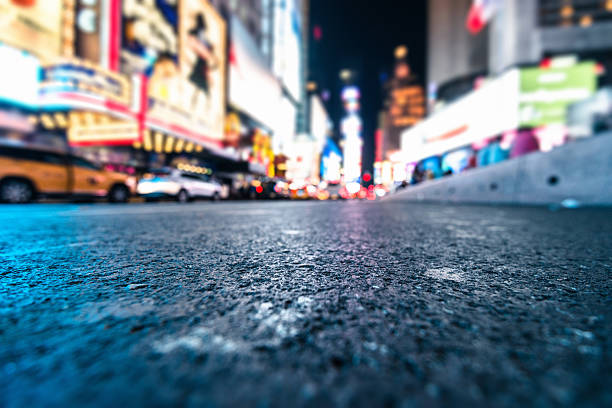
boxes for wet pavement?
[1,201,611,407]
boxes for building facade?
[428,0,612,106]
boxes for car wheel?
[108,184,129,203]
[1,179,34,203]
[176,189,189,203]
[211,192,220,201]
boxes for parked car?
[137,168,223,202]
[0,145,134,203]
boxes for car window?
[0,146,39,161]
[0,146,67,164]
[40,152,66,165]
[72,157,100,170]
[181,173,201,180]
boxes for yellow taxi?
[0,145,135,203]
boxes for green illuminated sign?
[519,62,597,127]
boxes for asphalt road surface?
[1,201,611,407]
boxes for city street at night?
[2,201,611,407]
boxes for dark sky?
[308,0,426,174]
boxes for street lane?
[1,201,611,407]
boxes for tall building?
[427,0,489,103]
[210,0,271,61]
[428,0,612,107]
[382,47,425,161]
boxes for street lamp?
[394,45,408,60]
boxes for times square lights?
[340,85,362,184]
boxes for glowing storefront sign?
[400,69,519,163]
[39,59,132,113]
[67,112,139,146]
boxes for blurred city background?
[2,2,612,407]
[0,0,610,205]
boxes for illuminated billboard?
[342,114,362,182]
[229,15,281,130]
[389,85,425,127]
[39,59,132,109]
[519,62,597,127]
[0,44,40,108]
[0,0,64,59]
[400,69,519,163]
[310,94,330,150]
[121,0,178,74]
[67,112,139,146]
[340,85,362,182]
[273,96,297,154]
[179,0,226,142]
[272,0,302,100]
[321,139,341,183]
[121,0,226,144]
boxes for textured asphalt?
[1,201,611,407]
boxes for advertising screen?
[229,15,281,130]
[273,96,297,154]
[321,139,341,183]
[179,0,226,142]
[122,0,226,143]
[0,44,40,108]
[121,0,178,75]
[39,59,131,108]
[519,62,597,127]
[272,0,302,101]
[310,94,330,150]
[0,0,63,59]
[400,69,519,163]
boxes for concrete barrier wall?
[386,132,612,206]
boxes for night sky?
[309,0,427,175]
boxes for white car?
[137,169,223,202]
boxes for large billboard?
[310,94,330,151]
[519,62,597,127]
[272,0,302,101]
[0,0,64,59]
[179,0,226,142]
[321,138,341,183]
[273,96,297,154]
[121,0,178,75]
[121,0,226,143]
[0,43,40,108]
[400,69,519,163]
[229,15,281,130]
